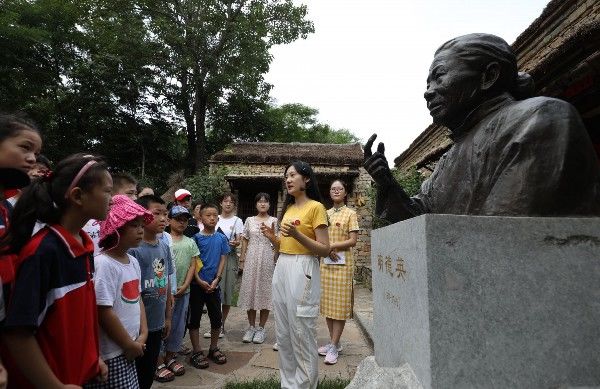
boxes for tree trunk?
[185,115,197,173]
[195,92,208,172]
[141,146,146,179]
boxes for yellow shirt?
[279,199,328,255]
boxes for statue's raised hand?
[364,133,394,188]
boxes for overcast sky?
[265,0,549,161]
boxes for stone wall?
[210,162,374,281]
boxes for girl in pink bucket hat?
[89,195,154,389]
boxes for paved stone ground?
[153,284,374,388]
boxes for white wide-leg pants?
[272,254,320,389]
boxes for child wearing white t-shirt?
[212,193,243,337]
[86,195,153,389]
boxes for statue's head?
[424,33,533,129]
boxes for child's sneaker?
[318,343,332,356]
[203,329,224,339]
[242,326,256,343]
[252,327,266,344]
[272,342,279,351]
[324,347,338,365]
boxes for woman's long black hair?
[279,160,323,222]
[0,153,108,254]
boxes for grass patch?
[224,377,350,389]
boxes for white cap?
[174,189,192,201]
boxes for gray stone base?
[371,215,600,389]
[346,356,423,389]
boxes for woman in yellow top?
[319,179,359,365]
[261,160,329,389]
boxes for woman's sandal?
[190,351,209,369]
[166,358,186,376]
[208,347,227,364]
[154,364,175,382]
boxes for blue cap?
[169,205,190,218]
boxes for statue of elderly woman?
[365,33,600,222]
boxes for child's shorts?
[187,283,222,330]
[84,354,139,389]
[220,252,238,306]
[163,292,190,353]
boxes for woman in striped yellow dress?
[319,179,359,365]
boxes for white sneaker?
[318,343,342,356]
[203,330,224,339]
[252,327,266,344]
[242,326,256,343]
[272,342,279,351]
[324,347,338,365]
[318,343,332,356]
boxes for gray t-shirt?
[128,240,174,332]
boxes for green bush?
[394,167,425,197]
[183,166,230,204]
[369,167,425,229]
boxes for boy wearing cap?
[173,189,200,238]
[154,206,201,381]
[174,189,192,209]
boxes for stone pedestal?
[371,214,600,389]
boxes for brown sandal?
[208,347,227,364]
[190,352,209,369]
[166,358,185,376]
[154,364,175,382]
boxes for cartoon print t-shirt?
[94,253,142,360]
[128,240,174,332]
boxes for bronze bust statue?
[365,33,600,223]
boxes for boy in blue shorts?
[188,204,229,368]
[155,205,200,381]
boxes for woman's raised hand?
[260,222,276,241]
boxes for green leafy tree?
[0,0,186,188]
[207,101,360,153]
[261,103,359,144]
[138,0,314,172]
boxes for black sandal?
[190,351,209,369]
[208,347,227,364]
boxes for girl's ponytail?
[0,153,107,254]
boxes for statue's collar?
[449,93,514,141]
